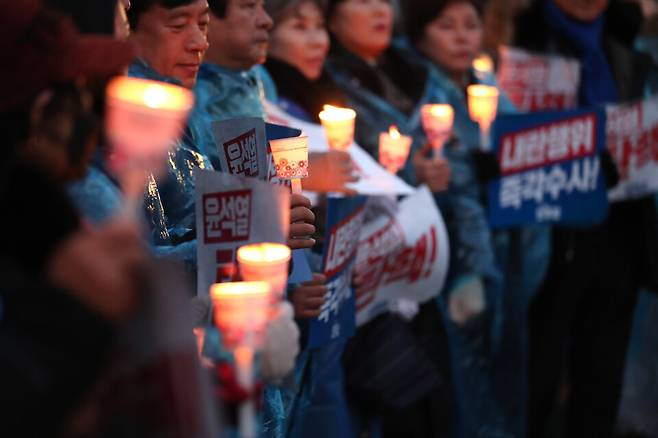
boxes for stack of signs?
[194,169,290,296]
[354,187,450,327]
[606,95,658,202]
[487,108,608,228]
[308,196,367,348]
[497,46,580,112]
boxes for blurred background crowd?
[1,0,658,437]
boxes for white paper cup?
[269,136,309,180]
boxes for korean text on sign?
[487,109,608,227]
[222,128,259,177]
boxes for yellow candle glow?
[210,281,271,349]
[318,105,357,151]
[467,85,499,151]
[237,243,291,301]
[421,104,454,157]
[472,53,494,76]
[379,125,412,174]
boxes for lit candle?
[378,125,412,174]
[105,77,194,217]
[467,85,499,151]
[237,243,291,302]
[269,136,309,195]
[472,53,494,82]
[318,105,357,151]
[210,281,272,350]
[421,104,454,158]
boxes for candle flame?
[473,54,494,73]
[237,243,291,264]
[107,76,193,111]
[467,84,499,98]
[389,125,401,139]
[319,104,357,122]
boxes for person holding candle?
[511,1,658,437]
[401,1,552,435]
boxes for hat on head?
[0,0,136,111]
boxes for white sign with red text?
[194,169,290,296]
[607,95,658,201]
[497,46,580,112]
[353,186,450,327]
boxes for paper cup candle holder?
[237,242,291,303]
[319,105,357,151]
[379,125,412,174]
[421,104,454,158]
[105,77,194,215]
[467,84,499,152]
[269,135,309,194]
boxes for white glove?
[261,301,300,382]
[388,298,420,321]
[448,276,486,325]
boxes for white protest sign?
[607,95,658,202]
[264,101,415,196]
[194,169,290,296]
[212,118,270,180]
[497,46,580,112]
[354,186,450,326]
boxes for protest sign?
[264,101,414,196]
[212,117,269,180]
[195,169,289,296]
[497,46,580,112]
[487,108,608,228]
[354,187,449,327]
[308,196,367,348]
[607,95,658,201]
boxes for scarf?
[543,0,619,106]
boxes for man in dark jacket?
[512,1,658,437]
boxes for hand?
[289,273,327,319]
[448,276,486,325]
[414,143,451,192]
[288,194,316,250]
[261,301,300,381]
[47,219,147,321]
[304,151,359,195]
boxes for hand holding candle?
[319,105,357,151]
[237,243,291,303]
[467,85,499,152]
[379,125,412,175]
[105,77,194,217]
[421,104,454,158]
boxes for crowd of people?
[1,0,657,437]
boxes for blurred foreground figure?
[0,0,145,434]
[513,1,658,437]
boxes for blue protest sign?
[487,108,609,228]
[308,196,367,348]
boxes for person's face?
[269,1,329,80]
[554,0,609,22]
[130,0,210,88]
[418,2,482,78]
[206,0,273,70]
[329,0,393,62]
